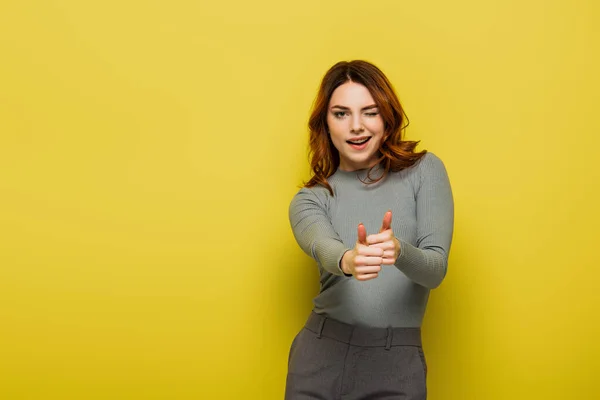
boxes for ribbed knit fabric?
[288,152,454,328]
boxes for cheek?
[364,117,384,133]
[367,120,385,142]
[327,116,346,131]
[327,120,347,144]
[368,128,385,151]
[329,134,346,152]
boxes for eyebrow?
[330,104,379,111]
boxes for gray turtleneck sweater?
[288,152,454,328]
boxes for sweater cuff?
[338,249,352,277]
[395,239,423,268]
[315,239,351,276]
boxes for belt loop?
[385,327,393,350]
[316,316,327,339]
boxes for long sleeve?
[289,188,349,276]
[394,153,454,288]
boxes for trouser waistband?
[305,311,422,350]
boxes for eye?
[365,112,379,117]
[333,111,348,119]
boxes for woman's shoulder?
[410,151,450,187]
[387,151,444,175]
[417,150,443,164]
[408,151,448,174]
[290,184,331,207]
[387,151,449,190]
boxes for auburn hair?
[304,60,426,195]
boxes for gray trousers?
[285,312,427,400]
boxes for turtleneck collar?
[331,163,385,182]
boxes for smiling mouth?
[346,137,371,145]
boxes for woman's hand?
[340,223,384,281]
[367,210,401,265]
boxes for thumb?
[357,223,367,245]
[380,210,392,233]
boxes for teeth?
[349,137,370,144]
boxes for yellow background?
[1,0,599,398]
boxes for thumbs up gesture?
[367,210,401,266]
[340,210,401,281]
[340,222,384,281]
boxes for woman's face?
[326,81,385,171]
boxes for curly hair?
[304,60,426,196]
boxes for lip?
[347,136,372,150]
[346,136,371,144]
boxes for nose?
[350,114,364,133]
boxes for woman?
[286,60,454,399]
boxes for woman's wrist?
[340,250,352,275]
